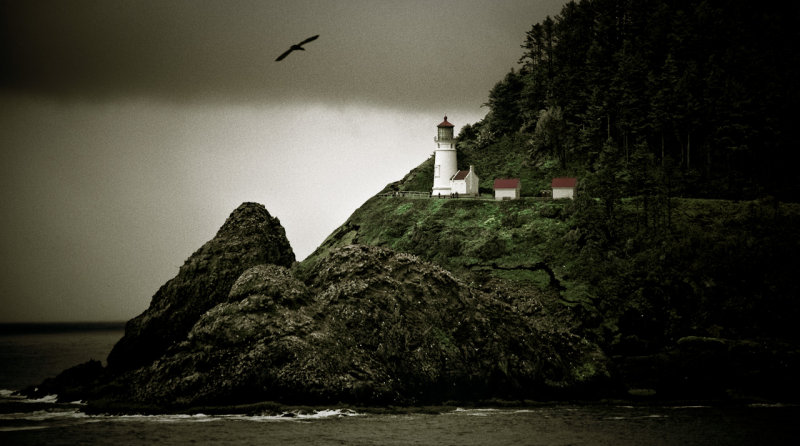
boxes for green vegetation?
[457,0,799,201]
[302,0,800,399]
[301,197,571,290]
[303,195,800,358]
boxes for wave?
[0,389,18,399]
[101,408,363,423]
[0,389,60,404]
[0,408,87,422]
[747,403,797,408]
[219,408,363,422]
[0,406,364,433]
[451,408,508,417]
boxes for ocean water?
[2,325,799,445]
[0,323,123,391]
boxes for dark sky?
[0,0,568,322]
[2,0,562,108]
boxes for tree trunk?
[624,132,629,164]
[686,132,691,169]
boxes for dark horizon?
[0,321,127,334]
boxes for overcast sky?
[0,0,568,322]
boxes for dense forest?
[371,0,800,397]
[446,0,800,388]
[458,0,800,202]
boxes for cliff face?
[27,202,608,410]
[106,202,295,372]
[30,191,800,408]
[95,244,607,409]
[298,186,800,402]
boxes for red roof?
[437,115,454,128]
[493,178,520,189]
[452,170,469,181]
[551,177,578,188]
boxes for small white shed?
[494,178,521,200]
[450,165,480,196]
[551,177,578,199]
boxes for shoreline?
[78,396,796,416]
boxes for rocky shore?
[25,202,610,412]
[27,201,798,412]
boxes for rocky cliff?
[106,202,295,372]
[297,191,800,402]
[94,244,606,409]
[27,203,610,411]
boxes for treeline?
[459,0,800,201]
[454,0,800,353]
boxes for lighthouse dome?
[437,115,455,128]
[436,115,454,142]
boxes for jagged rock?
[22,360,104,401]
[228,264,309,305]
[106,202,295,372]
[33,200,612,411]
[96,244,609,409]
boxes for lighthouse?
[432,115,457,196]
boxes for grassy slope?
[299,154,800,399]
[300,196,573,293]
[303,158,800,344]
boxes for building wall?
[432,147,457,195]
[552,187,575,199]
[466,171,480,195]
[495,187,520,200]
[450,171,480,196]
[451,180,467,195]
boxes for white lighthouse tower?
[432,115,457,196]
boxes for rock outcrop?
[30,203,611,410]
[90,244,608,409]
[106,202,295,372]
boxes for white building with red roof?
[551,177,578,199]
[494,178,521,200]
[450,165,479,196]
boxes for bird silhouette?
[275,35,320,61]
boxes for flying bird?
[275,35,320,61]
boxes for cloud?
[2,0,566,109]
[0,0,568,321]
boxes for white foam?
[0,389,23,399]
[604,414,669,420]
[0,408,88,422]
[748,403,792,408]
[297,409,361,419]
[109,413,217,424]
[452,408,504,416]
[101,409,362,424]
[0,389,62,404]
[223,408,362,422]
[25,394,59,403]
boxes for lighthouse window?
[435,165,440,178]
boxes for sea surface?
[1,324,799,445]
